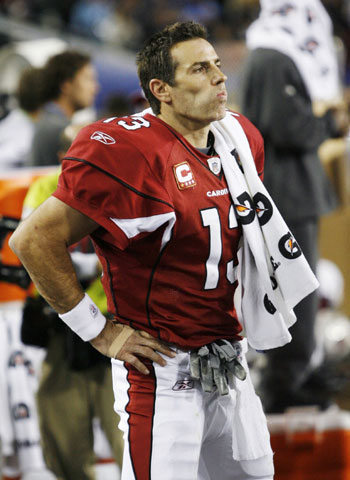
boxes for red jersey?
[54,112,264,349]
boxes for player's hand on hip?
[90,320,176,375]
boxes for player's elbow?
[9,220,38,262]
[9,226,26,259]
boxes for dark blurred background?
[0,0,348,114]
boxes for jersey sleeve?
[53,123,174,250]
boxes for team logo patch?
[207,157,221,175]
[301,37,319,54]
[235,192,274,227]
[90,131,116,145]
[172,379,194,391]
[173,162,196,190]
[235,192,255,224]
[13,403,30,420]
[253,193,273,226]
[89,303,98,317]
[278,232,302,259]
[8,351,24,367]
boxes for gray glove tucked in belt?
[190,339,246,395]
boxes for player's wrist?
[107,323,134,358]
[59,293,106,342]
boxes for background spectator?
[30,50,98,166]
[0,67,46,170]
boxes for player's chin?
[213,105,227,121]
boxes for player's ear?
[149,79,171,105]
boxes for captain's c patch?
[173,162,196,190]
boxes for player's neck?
[158,112,210,148]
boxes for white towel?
[229,339,274,466]
[246,0,341,102]
[211,111,319,350]
[0,302,46,472]
[0,305,15,456]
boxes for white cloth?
[246,0,342,102]
[230,339,273,465]
[0,305,15,456]
[211,111,319,350]
[0,109,35,169]
[0,301,46,471]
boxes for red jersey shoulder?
[227,110,264,178]
[64,113,174,176]
[88,113,172,151]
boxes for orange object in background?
[0,168,56,302]
[268,407,350,480]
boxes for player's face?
[67,63,99,112]
[168,38,227,125]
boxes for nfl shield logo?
[207,157,221,175]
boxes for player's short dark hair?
[43,50,91,102]
[17,67,46,113]
[136,21,208,115]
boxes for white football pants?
[112,348,274,480]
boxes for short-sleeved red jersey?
[54,112,264,349]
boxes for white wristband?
[59,293,107,342]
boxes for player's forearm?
[10,214,84,314]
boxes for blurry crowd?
[0,1,348,57]
[0,1,349,92]
[0,0,259,47]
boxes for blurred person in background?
[30,49,98,166]
[241,0,349,414]
[0,67,46,170]
[21,123,124,480]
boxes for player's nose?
[212,65,227,84]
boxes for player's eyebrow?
[190,58,221,69]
